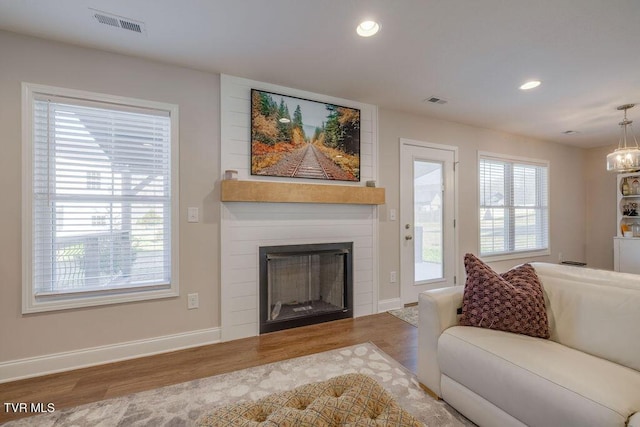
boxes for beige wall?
[378,108,587,301]
[0,31,220,362]
[584,145,618,269]
[0,29,614,366]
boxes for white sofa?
[418,262,640,427]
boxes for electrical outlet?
[187,293,199,309]
[389,208,397,221]
[390,271,397,283]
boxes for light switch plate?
[187,207,199,223]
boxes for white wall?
[219,75,379,340]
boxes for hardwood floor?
[0,313,416,423]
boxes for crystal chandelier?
[606,104,640,172]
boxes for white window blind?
[24,85,178,312]
[479,154,549,258]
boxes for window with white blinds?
[479,153,549,259]
[22,83,179,313]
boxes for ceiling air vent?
[91,9,145,34]
[423,96,448,105]
[94,13,120,28]
[119,20,143,33]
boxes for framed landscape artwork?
[251,89,361,182]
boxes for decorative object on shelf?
[623,202,638,216]
[606,104,640,172]
[224,169,238,180]
[633,178,640,194]
[365,180,376,187]
[622,177,630,195]
[622,223,631,236]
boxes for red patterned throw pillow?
[460,253,549,339]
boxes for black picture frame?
[250,89,361,182]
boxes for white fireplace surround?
[220,75,379,341]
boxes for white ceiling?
[1,0,639,148]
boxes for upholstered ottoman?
[197,373,422,426]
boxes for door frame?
[399,138,459,304]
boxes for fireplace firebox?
[259,242,353,334]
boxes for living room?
[0,1,638,425]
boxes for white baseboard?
[377,298,403,312]
[0,327,221,384]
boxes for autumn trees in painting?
[251,89,360,181]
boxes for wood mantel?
[221,180,385,205]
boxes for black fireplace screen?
[259,242,353,333]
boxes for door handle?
[405,235,413,240]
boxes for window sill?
[479,249,550,263]
[23,286,179,314]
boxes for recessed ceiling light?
[519,80,541,90]
[356,20,380,37]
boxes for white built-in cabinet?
[613,172,640,274]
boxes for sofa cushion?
[532,262,640,291]
[532,263,640,372]
[460,253,549,338]
[438,326,640,427]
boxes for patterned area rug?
[2,343,471,427]
[388,305,419,327]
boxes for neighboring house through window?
[86,171,101,189]
[479,152,549,260]
[22,83,179,313]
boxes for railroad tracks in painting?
[288,144,330,179]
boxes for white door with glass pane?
[400,140,457,305]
